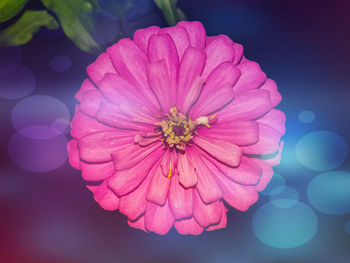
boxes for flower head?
[67,21,285,235]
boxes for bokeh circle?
[270,186,299,208]
[307,170,350,215]
[260,172,286,196]
[50,56,72,72]
[295,131,348,171]
[252,201,318,249]
[298,110,316,123]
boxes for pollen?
[156,107,212,151]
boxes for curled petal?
[94,180,119,211]
[87,52,117,85]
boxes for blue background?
[1,0,350,262]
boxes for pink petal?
[112,141,162,171]
[145,200,175,235]
[191,83,234,117]
[233,61,266,93]
[75,79,97,102]
[128,215,147,232]
[87,52,117,85]
[108,148,164,197]
[118,170,152,221]
[94,180,119,211]
[178,21,206,49]
[264,140,284,167]
[232,43,244,65]
[190,61,240,117]
[174,217,203,235]
[242,124,282,155]
[177,152,197,188]
[168,172,193,219]
[160,25,190,59]
[260,78,281,107]
[96,101,156,131]
[197,120,259,146]
[201,35,235,79]
[200,149,261,186]
[146,60,172,112]
[134,26,160,53]
[216,89,273,123]
[78,131,137,163]
[81,161,114,181]
[79,90,105,117]
[188,149,222,204]
[206,202,227,231]
[98,73,146,106]
[193,190,222,227]
[250,158,273,191]
[147,165,170,206]
[148,33,179,105]
[257,109,286,136]
[71,109,115,139]
[67,139,80,170]
[210,158,259,211]
[193,136,242,167]
[177,47,206,108]
[119,102,159,125]
[181,76,205,114]
[107,38,160,112]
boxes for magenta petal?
[242,124,281,155]
[213,161,259,211]
[232,43,244,65]
[181,76,205,114]
[160,25,190,59]
[251,158,274,191]
[233,61,266,93]
[94,180,119,211]
[201,35,235,79]
[257,109,286,136]
[197,120,259,146]
[107,38,160,112]
[206,202,227,231]
[87,52,117,85]
[67,139,80,170]
[193,136,242,167]
[112,141,162,171]
[134,26,160,53]
[98,73,145,106]
[78,131,136,163]
[260,78,281,107]
[177,152,197,188]
[174,217,203,235]
[191,83,234,117]
[145,200,175,235]
[96,102,156,131]
[108,149,163,197]
[71,109,115,139]
[178,21,206,49]
[148,33,179,105]
[81,161,114,181]
[193,190,221,228]
[119,102,159,124]
[216,89,272,123]
[75,79,97,102]
[146,60,172,112]
[128,215,147,232]
[118,170,152,221]
[168,172,193,219]
[147,165,170,206]
[79,90,105,117]
[177,47,206,108]
[188,149,222,204]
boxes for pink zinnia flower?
[67,21,285,235]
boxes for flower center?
[156,107,216,152]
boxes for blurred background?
[1,0,350,262]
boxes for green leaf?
[0,0,29,23]
[0,10,59,47]
[154,0,186,26]
[41,0,103,54]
